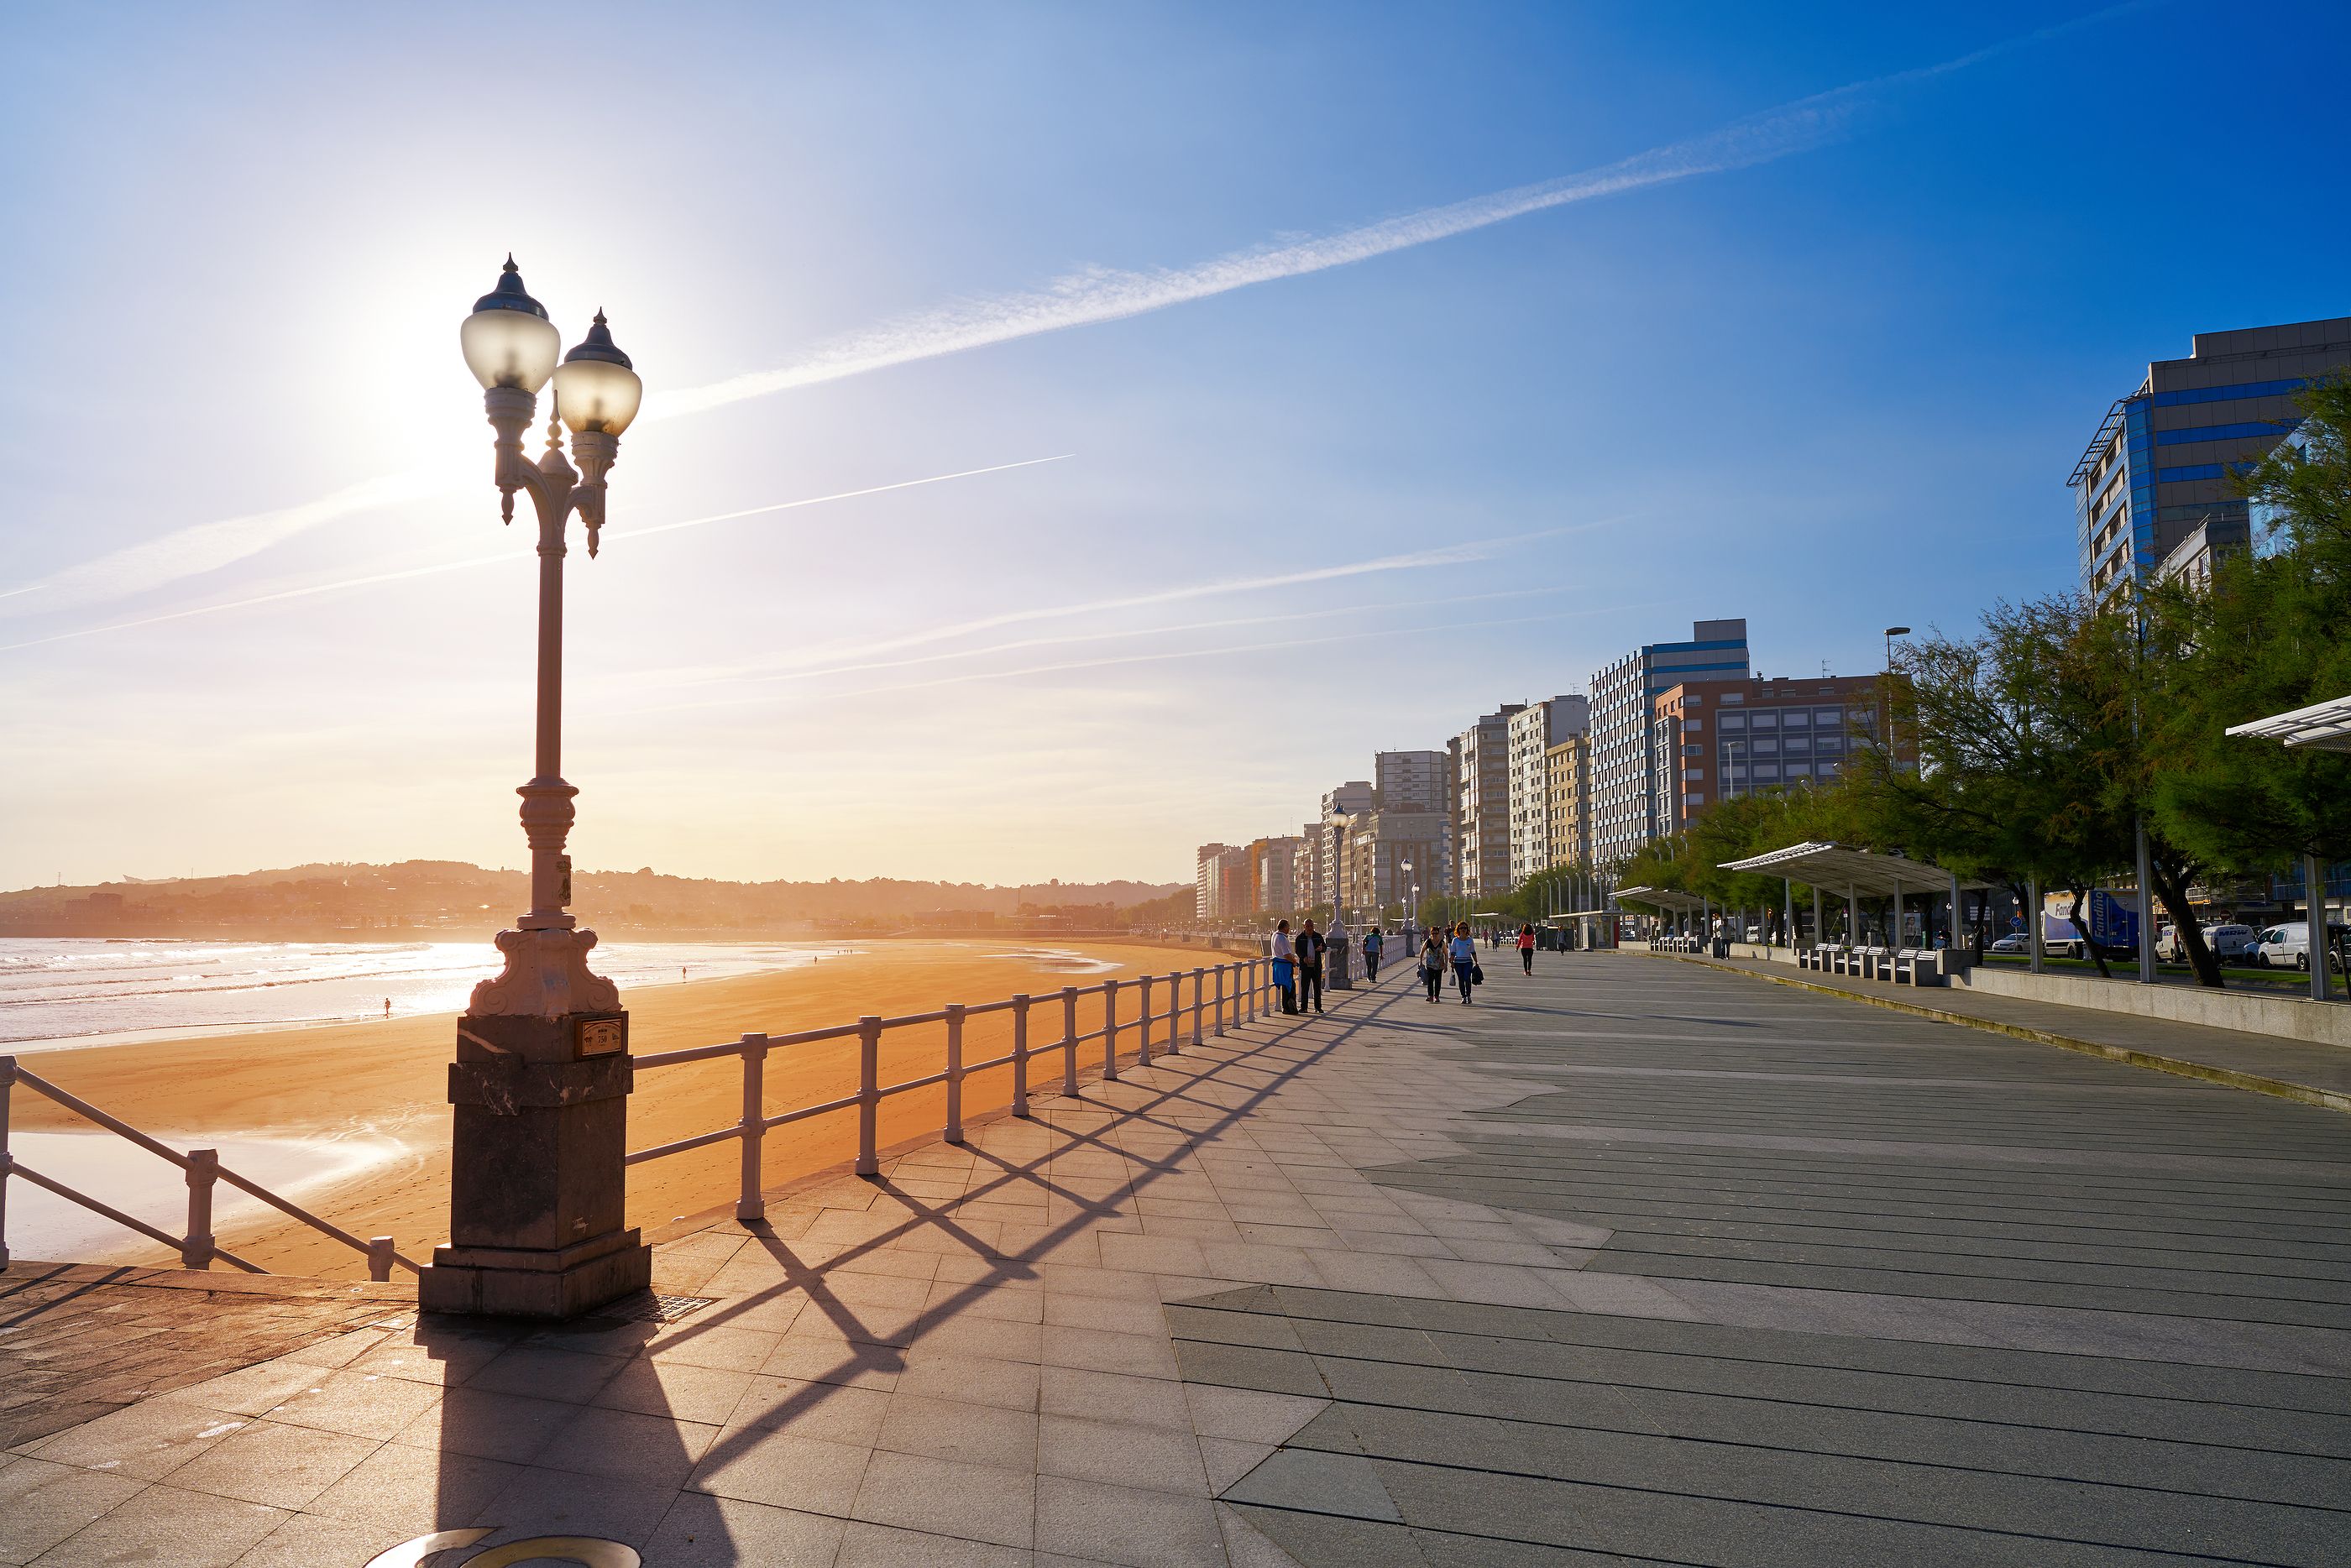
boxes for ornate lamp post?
[419,259,652,1318]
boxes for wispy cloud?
[620,581,1633,708]
[612,609,1586,722]
[6,8,2123,619]
[0,456,1073,655]
[743,523,1592,681]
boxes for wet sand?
[11,938,1228,1277]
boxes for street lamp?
[421,258,652,1320]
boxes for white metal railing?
[627,956,1275,1220]
[0,1056,416,1282]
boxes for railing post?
[367,1236,396,1283]
[1213,964,1227,1037]
[1165,971,1182,1055]
[738,1032,770,1220]
[1010,996,1031,1119]
[0,1055,13,1268]
[1249,959,1261,1022]
[183,1147,218,1270]
[1102,979,1120,1081]
[856,1017,882,1177]
[1190,966,1205,1047]
[1137,974,1154,1065]
[1060,987,1080,1097]
[944,1007,966,1144]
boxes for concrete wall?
[1952,964,2351,1048]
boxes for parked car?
[2249,922,2349,972]
[1988,933,2029,955]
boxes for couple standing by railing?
[1266,917,1390,1014]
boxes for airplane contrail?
[623,581,1646,705]
[6,6,2128,619]
[612,610,1579,721]
[738,522,1596,679]
[0,456,1073,655]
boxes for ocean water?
[6,1130,404,1265]
[0,937,856,1052]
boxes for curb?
[1643,951,2351,1116]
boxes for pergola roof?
[1717,841,1990,895]
[1614,884,1709,913]
[2227,695,2351,752]
[1546,910,1615,922]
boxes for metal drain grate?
[600,1292,717,1324]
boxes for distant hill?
[0,861,1191,939]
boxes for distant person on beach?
[1362,928,1384,982]
[1271,919,1297,1013]
[1296,919,1327,1014]
[1420,929,1445,1001]
[1519,923,1537,975]
[1450,922,1479,1004]
[383,998,390,1016]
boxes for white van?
[2249,922,2348,972]
[2156,923,2258,962]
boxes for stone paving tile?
[21,959,2349,1564]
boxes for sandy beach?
[10,937,1228,1278]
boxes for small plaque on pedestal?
[576,1014,626,1057]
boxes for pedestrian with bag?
[1450,921,1480,1005]
[1420,928,1446,1001]
[1296,917,1328,1014]
[1518,923,1537,976]
[1271,919,1298,1014]
[1362,927,1385,982]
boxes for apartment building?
[1587,620,1751,866]
[1193,844,1228,921]
[1374,750,1448,813]
[1248,836,1304,914]
[1453,707,1522,902]
[1506,696,1589,886]
[1331,810,1448,923]
[2073,316,2351,603]
[1544,734,1592,871]
[1649,673,1888,833]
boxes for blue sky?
[3,2,2345,889]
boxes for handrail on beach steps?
[625,954,1281,1223]
[0,1055,418,1283]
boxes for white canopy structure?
[2225,695,2351,752]
[2224,698,2344,1001]
[1718,842,1990,894]
[1613,885,1708,913]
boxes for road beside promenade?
[6,954,2347,1565]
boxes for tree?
[1858,594,2226,984]
[2144,378,2351,928]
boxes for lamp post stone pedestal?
[418,932,649,1318]
[419,259,652,1319]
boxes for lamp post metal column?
[421,259,652,1320]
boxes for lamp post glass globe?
[553,311,643,435]
[460,257,561,393]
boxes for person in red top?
[1518,922,1537,975]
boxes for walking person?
[1450,922,1480,1004]
[1362,927,1385,983]
[1420,928,1446,1001]
[1296,918,1327,1014]
[1518,922,1537,976]
[1271,919,1298,1014]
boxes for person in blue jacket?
[1270,919,1297,1013]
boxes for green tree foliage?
[2144,378,2351,884]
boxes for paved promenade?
[1662,949,2351,1106]
[5,956,2348,1565]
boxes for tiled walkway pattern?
[4,957,2348,1564]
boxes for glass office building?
[2072,317,2351,603]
